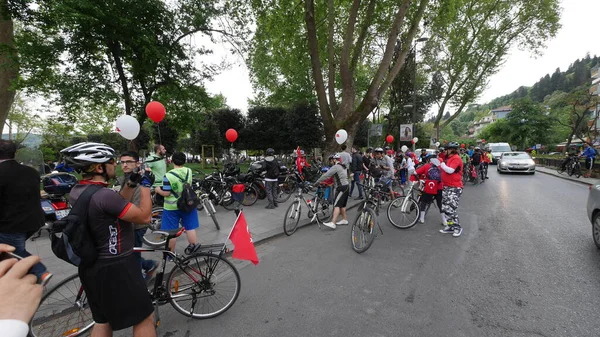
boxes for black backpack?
[169,169,200,212]
[50,185,102,267]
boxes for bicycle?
[29,228,241,337]
[350,183,385,253]
[386,180,421,229]
[283,182,332,236]
[568,158,582,178]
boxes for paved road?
[113,169,600,337]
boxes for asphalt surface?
[109,168,600,337]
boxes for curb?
[253,199,363,246]
[535,167,593,186]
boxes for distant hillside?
[2,134,43,148]
[484,54,599,109]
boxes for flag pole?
[226,209,243,241]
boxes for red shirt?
[441,154,463,188]
[438,152,446,161]
[415,163,443,190]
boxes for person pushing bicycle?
[313,153,349,230]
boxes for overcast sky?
[201,0,600,113]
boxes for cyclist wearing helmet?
[420,148,428,163]
[372,147,395,191]
[61,142,157,336]
[314,153,350,229]
[438,142,464,237]
[263,148,281,209]
[295,147,311,177]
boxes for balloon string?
[157,123,162,145]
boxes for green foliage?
[425,0,561,136]
[285,102,324,150]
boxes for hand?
[140,170,155,188]
[0,244,43,323]
[128,168,142,185]
[430,158,440,167]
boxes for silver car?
[586,184,600,248]
[496,152,536,174]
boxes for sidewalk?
[536,165,600,186]
[27,189,365,285]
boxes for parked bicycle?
[386,180,422,229]
[29,227,241,337]
[350,183,385,253]
[283,181,331,236]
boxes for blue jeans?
[349,171,363,198]
[0,232,47,280]
[134,228,156,272]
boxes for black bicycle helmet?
[447,142,460,149]
[266,148,275,155]
[60,142,116,172]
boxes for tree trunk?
[0,0,17,136]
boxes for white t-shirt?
[0,319,29,337]
[405,157,415,171]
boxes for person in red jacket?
[412,154,443,224]
[438,142,464,237]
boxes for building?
[590,65,600,144]
[472,114,497,136]
[491,105,512,119]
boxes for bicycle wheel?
[205,199,220,230]
[351,208,377,253]
[387,196,420,229]
[241,184,259,206]
[276,182,293,203]
[143,207,168,248]
[283,200,301,236]
[221,190,236,211]
[391,180,404,198]
[30,273,94,337]
[556,166,565,174]
[314,198,332,222]
[574,164,582,178]
[168,253,241,319]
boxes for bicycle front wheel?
[574,164,582,178]
[143,207,168,248]
[168,253,241,319]
[242,184,259,206]
[205,199,220,230]
[276,182,293,203]
[283,200,301,236]
[387,196,420,229]
[30,273,94,337]
[351,208,377,253]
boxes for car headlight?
[527,160,535,166]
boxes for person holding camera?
[61,142,156,336]
[117,151,158,281]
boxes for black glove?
[128,169,143,185]
[140,170,155,188]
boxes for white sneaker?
[336,219,349,225]
[418,218,425,224]
[322,222,337,229]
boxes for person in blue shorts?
[154,152,199,253]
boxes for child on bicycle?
[313,153,349,230]
[412,155,444,224]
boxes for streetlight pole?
[405,37,428,152]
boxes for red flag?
[228,212,259,265]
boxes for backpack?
[427,165,441,182]
[168,169,200,212]
[50,185,102,267]
[472,152,481,163]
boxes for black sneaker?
[184,243,201,255]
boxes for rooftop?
[491,105,512,112]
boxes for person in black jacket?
[349,146,364,200]
[263,148,281,209]
[0,140,52,286]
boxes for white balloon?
[401,145,408,152]
[115,115,140,140]
[413,137,419,143]
[335,129,348,144]
[435,142,440,147]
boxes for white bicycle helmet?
[60,142,116,171]
[332,153,342,159]
[374,147,384,153]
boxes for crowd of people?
[0,136,496,336]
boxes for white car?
[497,152,536,175]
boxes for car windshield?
[491,145,512,152]
[502,153,530,159]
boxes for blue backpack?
[427,165,441,182]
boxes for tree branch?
[304,0,333,130]
[327,0,338,115]
[350,0,376,73]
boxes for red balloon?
[225,128,238,143]
[461,143,465,148]
[411,140,415,144]
[145,101,166,123]
[386,135,394,143]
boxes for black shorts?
[333,185,349,208]
[78,254,153,330]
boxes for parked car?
[586,184,600,248]
[486,142,512,164]
[497,152,536,174]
